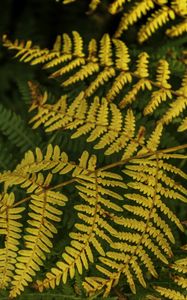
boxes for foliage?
[59,0,187,42]
[0,0,187,299]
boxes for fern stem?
[12,178,75,209]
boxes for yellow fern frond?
[138,6,175,43]
[43,33,73,68]
[119,78,151,108]
[2,35,53,65]
[87,0,101,13]
[0,193,24,289]
[0,142,186,298]
[154,286,187,300]
[4,32,186,114]
[29,93,146,157]
[30,90,184,162]
[178,117,187,131]
[171,0,187,17]
[155,240,187,299]
[35,166,127,292]
[160,72,187,125]
[143,60,172,115]
[119,52,152,108]
[166,19,187,37]
[108,0,127,14]
[9,186,67,298]
[60,0,187,41]
[83,154,187,297]
[114,0,155,38]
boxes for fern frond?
[143,60,172,115]
[0,103,39,152]
[178,116,187,131]
[2,35,51,64]
[0,143,186,298]
[4,33,186,119]
[113,0,186,41]
[114,0,155,38]
[154,243,187,299]
[1,34,129,103]
[154,287,187,300]
[82,154,187,297]
[137,6,175,43]
[0,141,14,171]
[4,143,93,179]
[160,72,187,125]
[9,185,68,298]
[29,89,187,161]
[108,0,128,14]
[171,0,187,17]
[59,0,187,41]
[166,19,187,37]
[35,166,127,292]
[28,93,145,158]
[0,193,25,289]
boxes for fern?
[0,139,187,298]
[59,0,187,42]
[154,244,187,299]
[0,102,40,153]
[0,193,24,288]
[1,0,187,299]
[3,33,187,131]
[0,140,14,170]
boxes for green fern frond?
[0,141,14,170]
[0,103,39,152]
